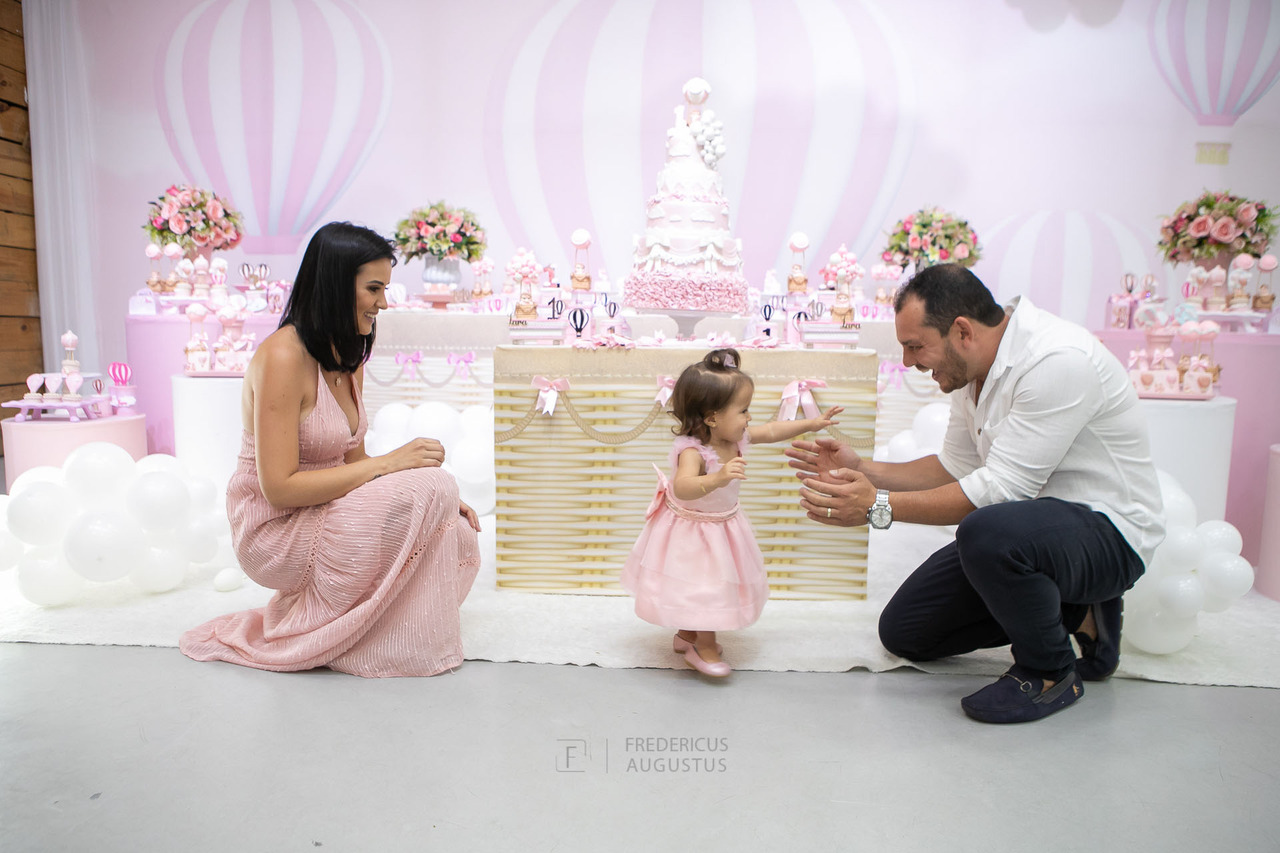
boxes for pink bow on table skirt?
[654,375,676,407]
[777,378,826,421]
[395,350,424,380]
[447,350,475,378]
[879,361,908,390]
[532,376,570,415]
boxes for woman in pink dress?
[180,222,481,677]
[620,349,841,677]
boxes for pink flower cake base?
[624,269,749,314]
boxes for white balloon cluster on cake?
[1,443,241,607]
[1122,472,1254,655]
[363,402,495,517]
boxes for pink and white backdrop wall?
[23,0,1280,369]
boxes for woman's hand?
[459,500,481,532]
[785,436,861,477]
[383,438,446,473]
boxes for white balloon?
[0,527,25,571]
[62,442,137,501]
[1200,589,1238,613]
[187,511,227,544]
[1161,489,1197,530]
[1194,520,1243,557]
[1198,551,1254,601]
[208,536,237,569]
[456,474,496,517]
[126,471,192,532]
[16,547,85,606]
[181,521,220,564]
[129,545,189,593]
[1124,610,1197,655]
[910,403,950,452]
[885,431,922,463]
[1159,526,1204,573]
[451,436,494,482]
[1155,573,1205,619]
[213,568,245,591]
[372,402,414,441]
[458,405,494,440]
[187,476,220,514]
[9,465,65,496]
[1156,469,1186,499]
[409,402,462,454]
[135,453,188,477]
[63,509,147,582]
[1123,573,1161,614]
[6,481,74,546]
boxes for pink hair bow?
[655,375,676,407]
[778,378,827,421]
[532,376,570,415]
[395,350,424,379]
[447,350,475,378]
[1150,347,1174,369]
[879,361,908,390]
[1127,349,1150,370]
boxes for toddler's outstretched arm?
[671,446,747,500]
[748,406,843,445]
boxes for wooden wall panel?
[0,0,33,457]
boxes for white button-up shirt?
[938,297,1165,566]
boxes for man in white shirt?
[788,264,1165,723]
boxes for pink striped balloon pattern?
[977,210,1165,329]
[155,0,392,255]
[1149,0,1280,126]
[482,0,915,287]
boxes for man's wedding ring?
[826,507,832,518]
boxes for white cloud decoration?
[1,443,240,606]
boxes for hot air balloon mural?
[481,0,914,286]
[156,0,393,255]
[978,210,1164,328]
[1149,0,1280,127]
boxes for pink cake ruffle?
[624,269,749,314]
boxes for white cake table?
[1138,395,1236,523]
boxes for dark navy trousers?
[877,498,1146,679]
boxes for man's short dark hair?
[893,263,1006,336]
[279,221,397,373]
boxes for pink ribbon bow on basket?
[395,350,423,379]
[447,351,475,378]
[1149,347,1174,369]
[1127,349,1150,370]
[778,379,827,421]
[654,375,676,407]
[1188,354,1213,372]
[532,376,570,415]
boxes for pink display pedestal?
[1,414,148,492]
[1097,329,1280,564]
[1256,445,1280,602]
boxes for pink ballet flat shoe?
[683,645,731,678]
[673,634,723,655]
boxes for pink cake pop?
[1232,254,1255,271]
[1259,254,1278,273]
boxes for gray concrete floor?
[2,643,1278,852]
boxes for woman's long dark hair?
[278,221,397,373]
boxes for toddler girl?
[620,348,842,676]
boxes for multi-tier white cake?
[623,78,748,316]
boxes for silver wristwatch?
[867,489,893,529]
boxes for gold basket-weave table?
[493,345,878,600]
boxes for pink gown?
[179,368,481,677]
[620,435,768,631]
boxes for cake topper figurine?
[570,229,593,292]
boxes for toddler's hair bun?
[704,348,741,371]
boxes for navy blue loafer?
[960,666,1084,724]
[1074,597,1123,682]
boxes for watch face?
[869,505,892,528]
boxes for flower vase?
[421,257,462,287]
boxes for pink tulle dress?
[179,368,481,677]
[620,435,768,630]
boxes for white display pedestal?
[1138,396,1236,524]
[171,375,244,493]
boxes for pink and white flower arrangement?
[1157,190,1275,264]
[884,206,981,269]
[820,244,865,285]
[144,184,245,254]
[393,201,487,263]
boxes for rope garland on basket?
[363,350,494,389]
[495,382,874,450]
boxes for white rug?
[2,521,1277,689]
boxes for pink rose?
[882,251,893,262]
[151,216,165,228]
[225,228,239,245]
[210,226,226,247]
[176,188,194,208]
[208,198,224,221]
[903,217,914,229]
[451,233,462,244]
[954,243,970,260]
[160,200,178,220]
[1237,203,1257,224]
[1209,216,1241,244]
[192,230,210,246]
[1187,215,1213,238]
[168,213,189,235]
[908,235,922,249]
[939,248,950,260]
